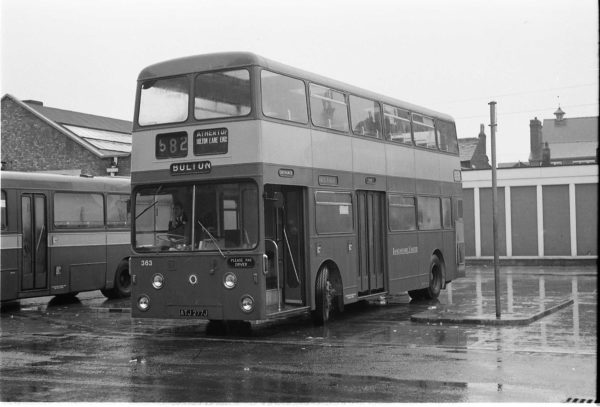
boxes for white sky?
[1,0,598,163]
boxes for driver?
[168,202,187,239]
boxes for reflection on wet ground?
[118,266,598,357]
[3,266,596,356]
[1,265,596,402]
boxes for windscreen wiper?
[197,219,225,258]
[135,185,163,220]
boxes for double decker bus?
[1,171,131,302]
[130,52,464,324]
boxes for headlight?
[137,295,150,311]
[240,295,254,313]
[223,272,237,289]
[152,273,164,289]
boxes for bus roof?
[138,52,455,122]
[0,171,130,192]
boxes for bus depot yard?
[0,265,596,403]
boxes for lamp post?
[489,101,501,319]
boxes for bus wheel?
[312,265,333,326]
[101,260,131,299]
[424,254,443,300]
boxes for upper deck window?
[139,76,189,126]
[350,96,382,138]
[194,70,251,120]
[261,70,308,124]
[310,84,348,132]
[384,105,413,145]
[435,119,459,154]
[412,114,437,149]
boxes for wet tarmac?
[0,265,597,402]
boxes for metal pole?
[489,101,501,319]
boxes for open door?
[21,194,48,291]
[264,185,305,308]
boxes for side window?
[107,194,131,227]
[436,120,459,154]
[441,197,452,229]
[417,196,441,230]
[456,198,463,221]
[384,105,413,145]
[54,192,104,228]
[261,70,308,124]
[315,191,353,234]
[412,114,437,149]
[1,190,7,230]
[350,95,382,138]
[309,84,349,132]
[388,195,416,231]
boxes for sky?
[1,0,598,163]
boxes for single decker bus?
[1,171,131,302]
[130,52,464,325]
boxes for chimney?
[541,142,551,166]
[529,117,543,164]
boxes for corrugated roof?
[63,125,131,153]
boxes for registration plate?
[179,308,208,318]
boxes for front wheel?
[312,266,333,326]
[101,260,131,299]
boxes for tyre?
[101,260,131,299]
[424,254,443,300]
[311,265,333,326]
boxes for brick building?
[1,94,132,176]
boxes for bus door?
[357,190,385,294]
[264,185,305,307]
[20,193,48,291]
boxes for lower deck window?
[315,191,353,234]
[417,196,441,230]
[54,192,104,228]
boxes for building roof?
[458,137,480,162]
[2,94,132,158]
[542,116,598,160]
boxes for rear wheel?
[101,260,131,299]
[312,266,333,325]
[408,254,443,300]
[424,254,443,299]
